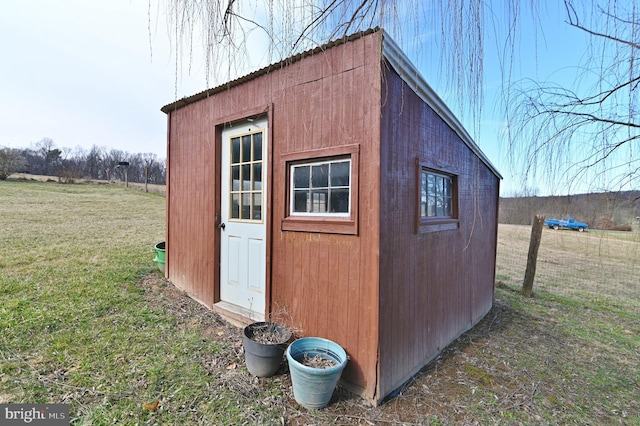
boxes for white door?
[219,119,267,320]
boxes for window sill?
[282,216,358,235]
[417,218,459,233]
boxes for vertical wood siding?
[377,65,499,400]
[166,33,383,400]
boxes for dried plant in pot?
[243,321,292,377]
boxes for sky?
[0,0,202,160]
[0,1,597,195]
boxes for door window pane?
[253,163,262,190]
[252,193,262,220]
[229,130,264,222]
[242,135,251,162]
[231,194,240,219]
[232,137,241,163]
[253,133,262,161]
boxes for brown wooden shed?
[161,28,502,405]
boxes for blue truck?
[544,217,589,232]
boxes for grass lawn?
[1,180,638,424]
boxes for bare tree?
[507,0,639,194]
[33,137,61,177]
[153,0,497,129]
[157,0,638,195]
[0,147,23,180]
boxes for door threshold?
[213,301,265,327]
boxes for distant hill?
[499,191,640,229]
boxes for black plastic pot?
[243,322,291,377]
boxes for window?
[282,145,359,235]
[421,171,452,218]
[291,159,350,216]
[417,162,458,233]
[230,131,263,221]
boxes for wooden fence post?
[522,214,546,297]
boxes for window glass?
[242,135,252,162]
[229,131,263,222]
[253,133,262,161]
[291,158,351,216]
[293,190,308,212]
[330,188,349,213]
[312,164,329,187]
[232,137,241,164]
[231,194,240,219]
[252,164,262,190]
[331,161,350,186]
[421,170,453,218]
[293,166,310,189]
[242,164,251,190]
[252,193,262,220]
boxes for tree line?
[0,138,166,185]
[499,190,640,230]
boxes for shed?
[161,28,502,405]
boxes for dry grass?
[497,224,640,306]
[1,180,638,425]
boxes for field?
[1,181,638,425]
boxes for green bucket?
[153,242,166,273]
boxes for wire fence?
[496,224,640,308]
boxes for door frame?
[212,106,273,323]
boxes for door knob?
[218,222,226,230]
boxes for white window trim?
[289,158,351,217]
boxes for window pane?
[330,188,349,213]
[253,133,262,161]
[242,135,251,162]
[252,193,262,220]
[242,164,251,190]
[293,166,310,189]
[252,163,262,190]
[421,172,427,217]
[231,194,240,219]
[242,193,251,219]
[310,190,328,212]
[231,165,240,191]
[330,161,350,186]
[312,164,329,188]
[427,174,436,216]
[231,137,240,164]
[293,190,308,212]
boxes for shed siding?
[270,33,382,396]
[166,33,383,399]
[166,101,218,308]
[377,65,499,399]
